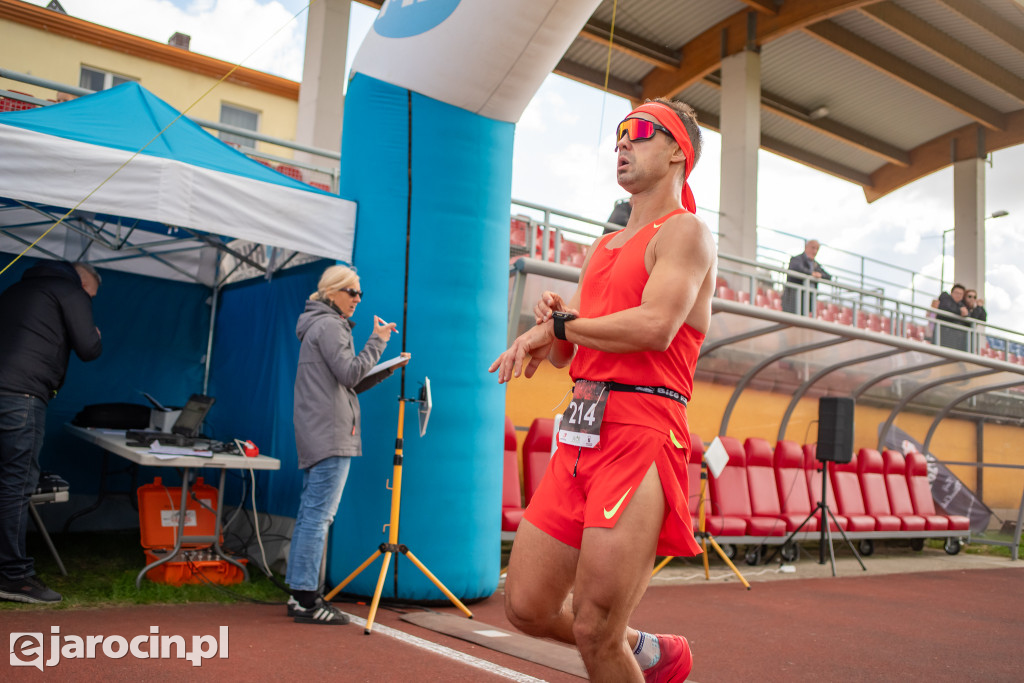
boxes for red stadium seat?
[697,437,745,536]
[773,441,818,532]
[880,450,929,531]
[275,164,304,181]
[717,285,737,301]
[743,438,794,535]
[708,437,778,535]
[828,452,878,531]
[905,452,970,531]
[501,417,524,533]
[855,449,903,532]
[522,418,554,506]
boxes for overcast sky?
[25,0,1024,332]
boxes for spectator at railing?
[782,239,832,315]
[965,289,987,323]
[931,284,969,350]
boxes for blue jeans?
[285,456,351,592]
[0,393,46,581]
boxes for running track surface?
[4,567,1023,681]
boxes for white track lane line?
[346,613,548,683]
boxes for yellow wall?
[1,19,299,158]
[504,362,1024,510]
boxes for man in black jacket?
[782,239,833,315]
[0,260,102,603]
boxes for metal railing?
[755,225,946,312]
[717,252,1024,359]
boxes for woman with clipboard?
[286,264,408,624]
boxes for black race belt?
[607,381,688,406]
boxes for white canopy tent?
[0,82,355,285]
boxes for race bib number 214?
[558,380,609,449]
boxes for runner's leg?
[504,518,579,644]
[572,463,663,682]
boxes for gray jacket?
[293,299,388,469]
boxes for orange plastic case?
[136,477,246,586]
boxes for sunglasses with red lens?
[615,118,670,149]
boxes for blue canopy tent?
[0,83,358,531]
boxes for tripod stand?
[652,459,750,590]
[324,395,473,634]
[780,459,865,577]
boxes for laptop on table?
[126,394,215,447]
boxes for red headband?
[627,102,696,213]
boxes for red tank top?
[570,210,705,432]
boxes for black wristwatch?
[552,311,578,341]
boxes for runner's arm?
[558,214,713,353]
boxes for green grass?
[0,530,289,611]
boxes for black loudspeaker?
[817,397,854,463]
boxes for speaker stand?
[780,460,866,577]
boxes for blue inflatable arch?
[329,0,601,600]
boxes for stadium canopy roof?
[360,0,1024,202]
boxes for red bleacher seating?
[522,418,555,506]
[0,91,38,112]
[905,452,970,531]
[855,449,904,532]
[501,417,524,533]
[802,444,848,531]
[829,453,880,531]
[773,441,818,531]
[309,181,332,192]
[717,286,737,301]
[744,438,797,534]
[275,164,303,181]
[708,437,781,536]
[880,450,928,531]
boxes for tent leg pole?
[203,284,220,394]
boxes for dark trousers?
[0,392,46,580]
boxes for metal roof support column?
[717,48,761,281]
[876,369,1000,451]
[719,338,849,436]
[952,133,986,300]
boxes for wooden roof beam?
[866,107,1024,202]
[553,58,642,102]
[934,0,1024,57]
[703,73,909,166]
[738,0,781,14]
[693,107,873,187]
[578,18,681,70]
[805,21,1006,131]
[640,0,879,101]
[861,2,1024,104]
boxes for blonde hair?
[310,264,359,301]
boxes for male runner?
[489,98,716,682]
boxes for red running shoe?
[642,634,692,682]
